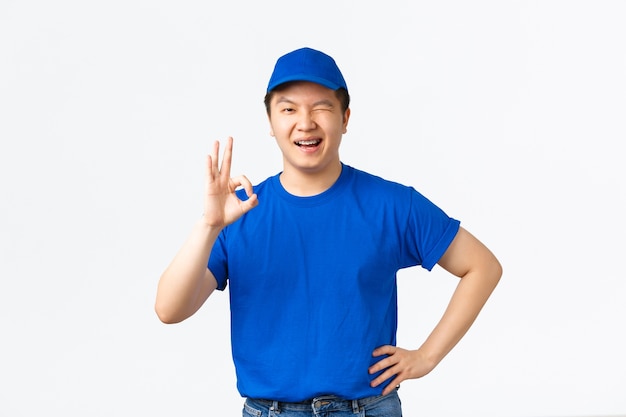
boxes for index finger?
[372,345,395,357]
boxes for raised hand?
[202,137,258,228]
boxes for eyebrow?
[275,97,295,105]
[312,99,335,108]
[275,97,335,108]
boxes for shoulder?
[345,165,414,196]
[345,165,450,215]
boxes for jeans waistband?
[248,391,394,413]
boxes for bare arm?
[154,137,258,324]
[369,226,502,394]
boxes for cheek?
[270,117,292,133]
[329,116,348,135]
[270,123,295,144]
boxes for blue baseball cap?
[267,47,348,93]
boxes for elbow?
[154,302,185,324]
[462,252,502,286]
[489,256,503,287]
[494,255,503,279]
[466,253,502,290]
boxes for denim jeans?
[242,390,402,417]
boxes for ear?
[267,114,275,137]
[342,108,351,134]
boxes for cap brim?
[267,74,343,93]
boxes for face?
[268,81,350,178]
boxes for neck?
[279,162,342,197]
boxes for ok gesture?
[203,137,258,228]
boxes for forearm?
[369,259,501,394]
[155,218,222,323]
[418,261,501,368]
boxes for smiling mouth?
[295,139,322,147]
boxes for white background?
[1,1,625,416]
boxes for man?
[155,47,502,416]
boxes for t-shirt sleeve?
[208,229,229,291]
[405,187,460,271]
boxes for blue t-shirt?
[208,164,460,402]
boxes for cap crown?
[267,47,348,93]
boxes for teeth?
[296,139,320,146]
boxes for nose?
[296,112,316,131]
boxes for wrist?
[196,216,224,238]
[416,346,444,372]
